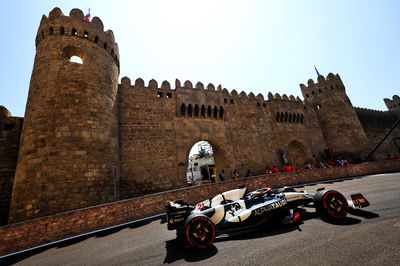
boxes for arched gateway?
[117,77,285,201]
[287,140,310,167]
[186,140,232,185]
[7,7,379,224]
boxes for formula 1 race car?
[166,185,370,248]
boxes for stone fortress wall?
[0,107,23,225]
[1,7,399,224]
[355,97,400,158]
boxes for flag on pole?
[314,65,321,77]
[84,8,91,22]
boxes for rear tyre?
[184,214,215,248]
[314,190,348,220]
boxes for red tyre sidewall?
[322,190,348,219]
[185,216,215,248]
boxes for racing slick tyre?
[314,190,349,221]
[184,214,215,249]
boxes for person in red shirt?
[265,166,273,174]
[272,166,280,173]
[283,164,293,172]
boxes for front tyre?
[184,214,215,248]
[314,190,348,220]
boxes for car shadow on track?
[162,209,377,263]
[348,209,380,219]
[162,212,313,263]
[162,220,306,264]
[302,208,364,226]
[164,239,218,263]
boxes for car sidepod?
[207,196,290,232]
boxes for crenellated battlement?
[355,107,397,127]
[355,107,395,117]
[35,7,119,67]
[120,76,305,124]
[119,77,306,109]
[121,77,173,91]
[383,95,400,111]
[299,73,345,100]
[267,92,303,103]
[0,106,12,118]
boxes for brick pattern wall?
[355,108,400,160]
[0,177,13,226]
[1,160,399,256]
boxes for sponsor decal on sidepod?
[254,199,287,216]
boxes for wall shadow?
[0,216,166,265]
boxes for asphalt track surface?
[2,172,400,266]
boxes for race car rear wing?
[348,193,370,209]
[165,200,193,230]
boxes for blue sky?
[0,0,399,117]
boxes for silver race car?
[166,185,369,248]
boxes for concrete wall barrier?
[1,160,399,256]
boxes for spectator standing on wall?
[219,169,226,181]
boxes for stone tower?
[384,95,400,118]
[300,73,369,159]
[8,8,120,223]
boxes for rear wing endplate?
[348,193,370,209]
